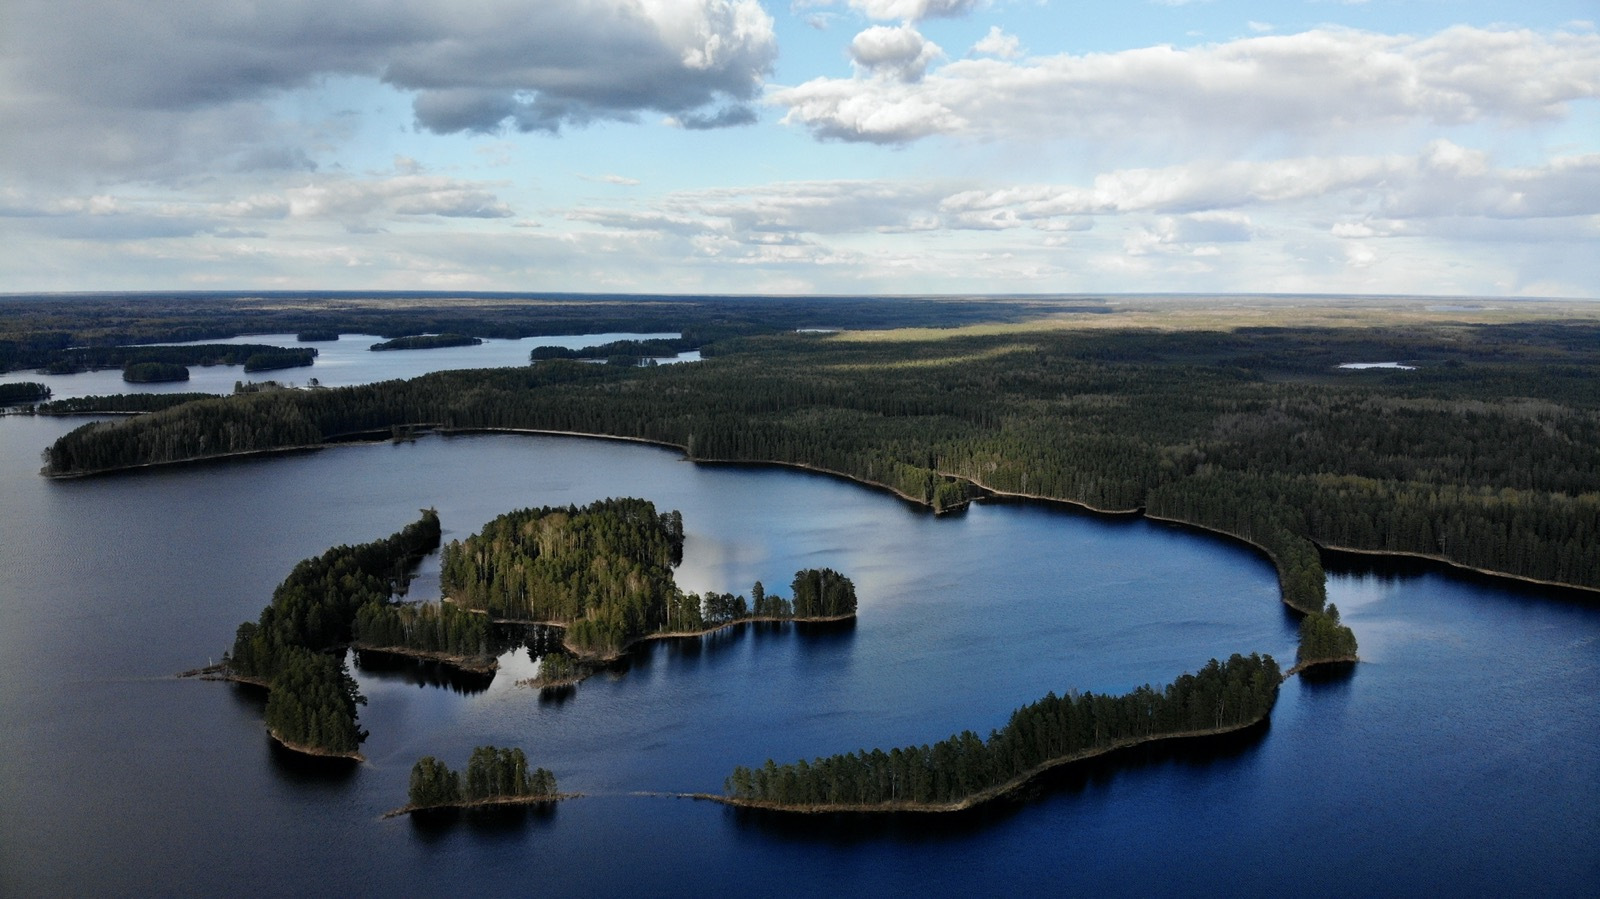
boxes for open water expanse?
[1,344,1597,896]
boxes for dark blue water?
[0,413,1595,896]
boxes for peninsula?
[718,652,1281,813]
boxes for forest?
[406,745,558,810]
[122,361,188,382]
[440,497,858,654]
[6,341,317,376]
[224,510,441,755]
[37,318,1598,630]
[529,336,697,362]
[0,290,1065,374]
[370,334,483,351]
[723,652,1281,810]
[440,498,686,653]
[352,598,493,667]
[0,382,51,404]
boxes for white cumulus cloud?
[774,25,1600,146]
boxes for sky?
[2,1,1597,297]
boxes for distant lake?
[0,331,693,401]
[0,352,1594,895]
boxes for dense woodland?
[9,342,317,376]
[225,511,442,754]
[441,498,686,653]
[39,320,1598,625]
[529,336,696,362]
[664,570,858,632]
[370,334,482,351]
[407,745,558,809]
[353,598,492,662]
[0,291,1062,373]
[724,653,1280,809]
[36,393,210,415]
[122,361,189,382]
[0,382,50,404]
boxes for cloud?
[850,0,985,22]
[940,143,1600,223]
[0,174,516,241]
[972,26,1022,59]
[0,0,778,179]
[849,25,942,81]
[773,25,1600,145]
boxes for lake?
[0,349,1595,896]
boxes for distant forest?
[37,311,1600,623]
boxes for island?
[369,334,482,351]
[529,336,693,363]
[122,361,189,382]
[215,510,442,758]
[243,350,316,372]
[716,653,1280,812]
[200,499,861,757]
[438,498,859,682]
[0,381,51,405]
[389,745,567,817]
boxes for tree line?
[352,597,492,662]
[0,382,50,404]
[407,745,558,809]
[724,653,1281,809]
[370,334,483,351]
[39,320,1598,633]
[664,570,858,631]
[529,336,696,363]
[440,498,685,653]
[224,510,441,754]
[123,361,189,382]
[19,343,316,375]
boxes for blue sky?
[2,1,1596,296]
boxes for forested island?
[370,334,482,351]
[529,336,695,364]
[0,382,51,405]
[441,498,858,671]
[10,342,316,376]
[396,745,563,816]
[219,510,442,757]
[719,653,1280,812]
[122,361,189,383]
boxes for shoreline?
[350,642,498,675]
[270,731,364,762]
[1314,542,1600,598]
[689,714,1271,815]
[38,425,1593,602]
[381,792,579,819]
[1284,655,1360,678]
[479,610,858,685]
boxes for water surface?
[0,404,1594,896]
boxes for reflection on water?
[352,649,496,695]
